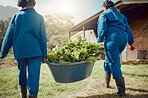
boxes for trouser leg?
[104,56,112,74]
[17,59,27,87]
[104,34,128,79]
[106,47,125,96]
[112,44,126,96]
[104,37,127,96]
[17,59,27,98]
[105,46,123,79]
[27,57,42,96]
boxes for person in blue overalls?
[97,0,135,96]
[0,0,47,98]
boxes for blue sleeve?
[0,15,16,59]
[97,13,107,42]
[125,17,134,45]
[40,16,47,57]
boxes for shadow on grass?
[77,94,148,98]
[127,88,148,93]
[108,86,116,89]
[123,72,148,77]
[77,88,148,98]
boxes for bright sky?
[0,0,116,24]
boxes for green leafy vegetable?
[47,36,105,65]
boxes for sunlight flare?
[58,1,75,14]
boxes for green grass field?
[0,61,148,98]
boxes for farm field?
[0,60,148,98]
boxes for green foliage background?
[0,18,11,50]
[0,13,74,51]
[45,13,74,49]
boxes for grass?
[1,53,15,62]
[0,60,148,98]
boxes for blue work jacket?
[0,9,47,59]
[97,7,134,45]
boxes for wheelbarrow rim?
[45,61,91,67]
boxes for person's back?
[97,6,134,45]
[13,9,45,59]
[103,7,128,40]
[97,0,135,97]
[0,0,47,97]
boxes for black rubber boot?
[112,77,126,97]
[20,86,27,98]
[105,72,111,88]
[29,94,37,98]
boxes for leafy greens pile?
[47,36,104,65]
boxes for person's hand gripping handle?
[42,57,47,63]
[129,44,135,51]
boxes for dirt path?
[0,61,17,68]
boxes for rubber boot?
[20,86,27,98]
[105,72,111,88]
[101,73,111,88]
[29,94,37,98]
[112,77,126,97]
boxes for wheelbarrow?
[45,61,94,83]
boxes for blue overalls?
[97,7,134,79]
[0,9,47,95]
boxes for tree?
[0,13,74,50]
[0,18,11,50]
[45,13,74,49]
